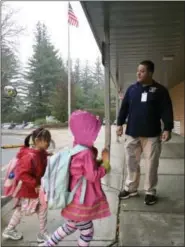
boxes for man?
[117,60,174,205]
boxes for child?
[40,110,111,247]
[2,127,51,243]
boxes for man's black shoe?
[119,190,138,199]
[144,194,158,205]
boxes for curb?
[1,127,68,136]
[1,129,68,136]
[2,199,14,232]
[2,132,29,136]
[1,196,12,208]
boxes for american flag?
[68,3,79,27]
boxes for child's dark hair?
[24,127,51,147]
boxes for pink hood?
[70,110,101,147]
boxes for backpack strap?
[44,152,60,198]
[79,177,87,204]
[70,145,88,156]
[69,176,87,204]
[69,145,88,204]
[50,154,61,200]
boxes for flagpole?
[68,3,71,124]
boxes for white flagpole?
[68,3,71,124]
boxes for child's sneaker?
[2,228,23,240]
[37,232,50,243]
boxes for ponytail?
[24,134,32,147]
[24,128,51,148]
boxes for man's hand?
[161,131,171,142]
[116,126,123,137]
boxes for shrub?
[41,122,68,129]
[34,118,46,125]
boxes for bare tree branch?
[1,1,25,49]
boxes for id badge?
[141,92,147,102]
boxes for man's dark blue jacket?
[117,81,174,137]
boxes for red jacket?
[15,147,48,198]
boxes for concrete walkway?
[118,133,184,246]
[1,127,184,246]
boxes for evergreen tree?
[1,7,22,122]
[49,82,68,123]
[93,56,104,87]
[25,22,66,119]
[73,58,81,84]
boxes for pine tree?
[49,82,68,123]
[73,58,105,110]
[1,2,24,122]
[73,58,81,84]
[25,22,66,120]
[93,56,104,87]
[1,42,21,121]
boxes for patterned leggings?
[46,220,94,247]
[7,203,47,234]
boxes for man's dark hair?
[140,60,155,74]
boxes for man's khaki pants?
[124,135,162,195]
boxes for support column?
[104,2,111,151]
[115,53,120,123]
[115,90,119,122]
[164,61,168,88]
[115,90,120,143]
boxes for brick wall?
[169,81,184,136]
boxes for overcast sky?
[5,1,101,67]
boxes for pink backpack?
[3,153,36,198]
[3,158,20,197]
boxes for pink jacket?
[71,148,106,204]
[62,147,111,222]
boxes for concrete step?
[120,174,184,214]
[160,142,184,158]
[119,211,184,246]
[140,158,184,175]
[119,173,184,246]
